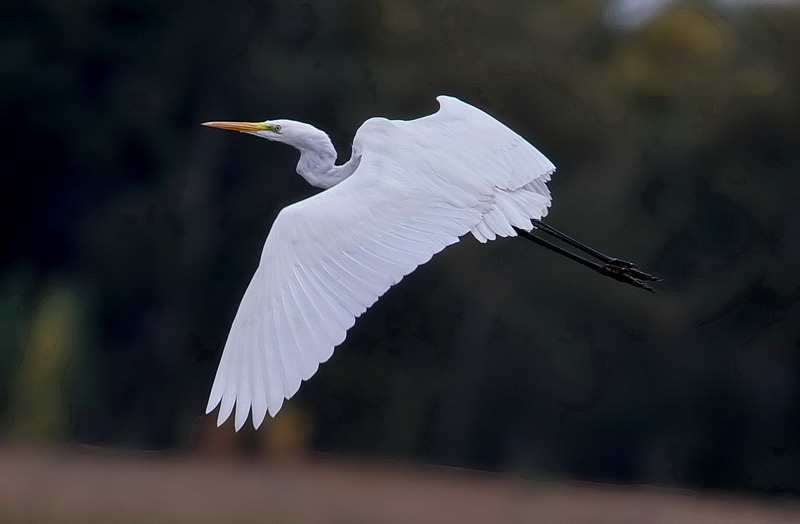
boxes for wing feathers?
[287,267,329,350]
[273,301,302,399]
[234,327,252,430]
[281,283,318,380]
[264,304,285,416]
[295,266,341,366]
[302,262,355,332]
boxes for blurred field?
[0,445,797,524]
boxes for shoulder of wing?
[347,96,555,196]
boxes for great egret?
[202,96,658,430]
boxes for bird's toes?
[607,258,638,269]
[605,259,661,283]
[629,268,661,282]
[600,262,659,292]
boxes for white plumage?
[204,96,555,430]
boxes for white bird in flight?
[202,96,658,430]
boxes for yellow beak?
[201,121,267,133]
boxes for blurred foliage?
[6,285,81,441]
[1,0,799,493]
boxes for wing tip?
[207,394,286,431]
[434,95,465,112]
[267,397,284,418]
[206,388,223,415]
[435,94,455,104]
[215,405,230,427]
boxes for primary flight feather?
[202,95,657,431]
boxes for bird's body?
[203,96,657,430]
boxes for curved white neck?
[295,141,360,189]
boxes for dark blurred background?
[2,0,799,498]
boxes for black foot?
[600,259,662,292]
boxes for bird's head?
[202,119,329,152]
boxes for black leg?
[515,228,606,273]
[531,219,614,262]
[516,224,661,292]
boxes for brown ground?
[0,445,797,524]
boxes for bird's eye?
[274,125,282,132]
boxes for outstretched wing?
[207,96,555,429]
